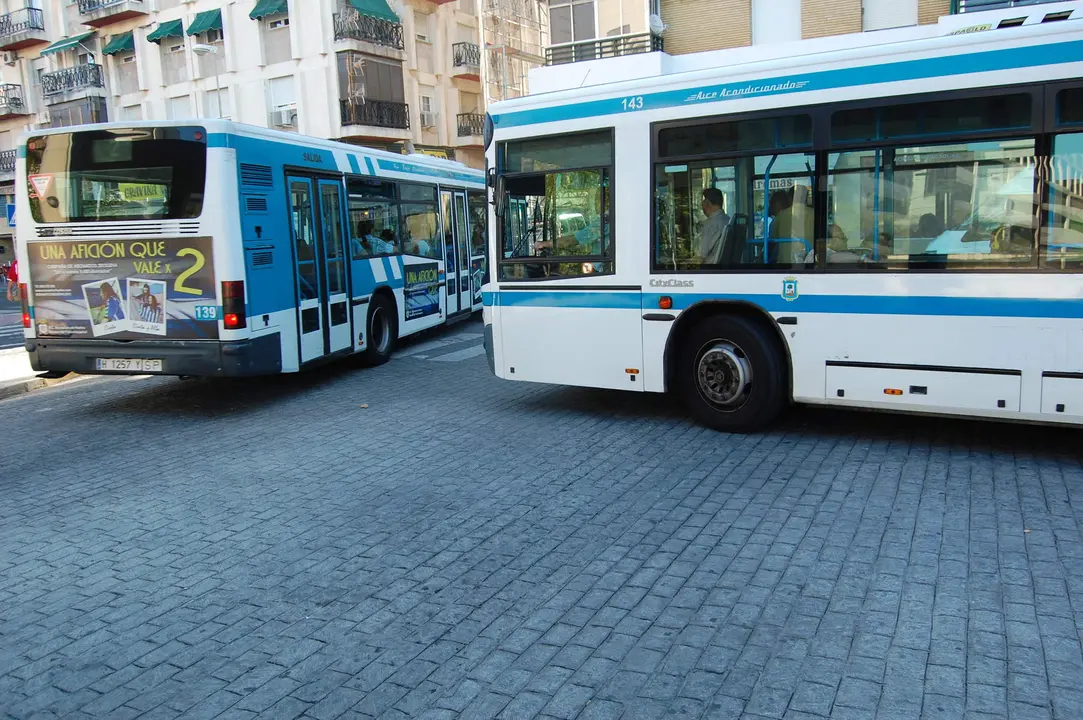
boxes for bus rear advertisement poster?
[27,237,219,340]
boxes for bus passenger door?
[453,192,472,313]
[316,179,351,355]
[440,189,464,317]
[287,177,324,364]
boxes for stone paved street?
[2,318,1083,719]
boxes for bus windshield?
[26,126,207,223]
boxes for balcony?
[545,31,663,66]
[0,7,46,51]
[0,84,27,120]
[953,0,1063,11]
[340,99,410,131]
[0,150,15,178]
[41,64,106,99]
[452,42,481,81]
[456,112,484,143]
[334,8,404,52]
[77,0,148,28]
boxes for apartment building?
[538,0,1064,65]
[0,0,488,257]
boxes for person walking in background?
[5,258,17,302]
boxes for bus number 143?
[621,96,644,111]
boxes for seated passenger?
[806,224,864,264]
[379,228,398,255]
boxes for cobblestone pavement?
[2,317,1083,719]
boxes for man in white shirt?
[697,187,730,265]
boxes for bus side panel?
[233,145,299,372]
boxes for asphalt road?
[2,318,1082,719]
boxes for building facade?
[0,0,487,178]
[538,0,1069,66]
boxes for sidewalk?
[0,348,41,399]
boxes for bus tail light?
[19,284,29,328]
[222,281,246,330]
[884,388,903,396]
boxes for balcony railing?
[545,31,663,66]
[954,0,1060,11]
[42,64,105,97]
[78,0,141,12]
[453,42,481,69]
[334,7,404,51]
[340,99,410,130]
[0,7,44,38]
[0,84,26,115]
[457,112,484,137]
[0,150,15,174]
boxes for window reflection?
[826,140,1036,268]
[653,152,815,270]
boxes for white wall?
[752,0,802,45]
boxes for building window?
[203,88,231,119]
[116,52,138,95]
[161,42,187,85]
[549,0,596,45]
[499,130,613,280]
[262,13,292,65]
[167,95,192,120]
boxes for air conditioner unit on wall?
[273,107,297,127]
[37,109,50,125]
[420,111,436,128]
[3,52,16,66]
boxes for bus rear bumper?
[25,334,283,378]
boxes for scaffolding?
[479,0,548,104]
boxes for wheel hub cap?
[697,342,752,407]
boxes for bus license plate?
[96,358,163,372]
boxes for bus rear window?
[26,126,207,223]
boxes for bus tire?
[676,314,786,433]
[361,293,396,366]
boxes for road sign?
[6,203,14,227]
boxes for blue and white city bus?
[14,120,486,376]
[483,1,1083,432]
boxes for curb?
[0,372,81,402]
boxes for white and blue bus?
[15,120,486,376]
[483,1,1083,431]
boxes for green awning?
[146,20,184,43]
[186,9,223,36]
[40,31,95,57]
[250,0,288,19]
[350,0,399,23]
[101,31,134,56]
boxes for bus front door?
[288,175,352,365]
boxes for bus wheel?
[361,294,396,366]
[676,314,786,433]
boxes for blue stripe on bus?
[492,40,1083,129]
[487,290,1083,319]
[365,157,376,175]
[348,154,361,174]
[17,145,25,159]
[375,158,483,184]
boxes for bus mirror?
[487,167,495,188]
[493,174,505,218]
